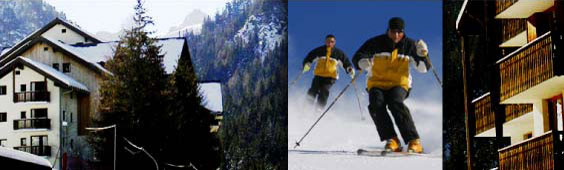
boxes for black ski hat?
[388,17,404,31]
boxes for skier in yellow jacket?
[352,17,431,153]
[303,34,354,112]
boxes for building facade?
[457,0,564,169]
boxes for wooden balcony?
[505,104,533,122]
[498,131,561,170]
[496,0,519,16]
[473,93,495,135]
[473,93,535,136]
[13,145,51,156]
[495,0,554,19]
[500,19,528,47]
[13,118,51,130]
[498,32,555,103]
[13,91,50,103]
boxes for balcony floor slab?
[502,76,564,104]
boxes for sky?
[44,0,230,36]
[288,1,443,152]
[289,0,442,101]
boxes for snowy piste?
[288,87,442,170]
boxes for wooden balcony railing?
[505,104,533,122]
[13,91,50,103]
[13,118,51,130]
[499,131,560,170]
[473,93,535,134]
[496,0,519,16]
[13,145,51,156]
[499,33,553,102]
[474,94,495,134]
[500,19,527,44]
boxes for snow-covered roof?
[68,42,117,64]
[159,38,185,73]
[1,47,10,56]
[19,57,89,92]
[67,38,186,74]
[0,146,52,167]
[199,82,223,113]
[42,36,112,75]
[0,18,102,65]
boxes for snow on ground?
[288,84,442,170]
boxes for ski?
[356,148,426,157]
[289,149,427,157]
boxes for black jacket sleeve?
[334,48,352,71]
[303,46,321,67]
[352,38,375,70]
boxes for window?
[20,84,26,92]
[21,111,26,119]
[62,28,66,33]
[70,112,73,123]
[0,139,6,147]
[31,109,47,118]
[0,112,6,122]
[62,111,65,121]
[0,86,6,95]
[15,70,20,75]
[52,63,59,71]
[31,136,47,147]
[523,132,533,140]
[31,82,46,91]
[20,138,26,146]
[547,95,564,131]
[43,47,48,51]
[63,63,71,73]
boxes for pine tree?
[163,43,220,169]
[91,0,167,168]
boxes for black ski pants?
[368,86,419,144]
[307,76,336,109]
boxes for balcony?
[495,0,554,19]
[473,93,534,137]
[13,91,50,103]
[498,131,562,170]
[13,118,51,130]
[13,145,51,156]
[500,19,528,47]
[505,104,533,122]
[473,93,495,135]
[498,32,564,104]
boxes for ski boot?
[384,137,402,152]
[407,139,424,153]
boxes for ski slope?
[288,85,442,170]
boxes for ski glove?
[303,62,311,73]
[347,67,355,78]
[416,39,428,57]
[358,58,372,71]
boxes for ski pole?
[351,71,365,121]
[294,71,361,148]
[431,67,442,87]
[425,54,442,87]
[290,71,305,87]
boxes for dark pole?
[460,33,473,170]
[551,1,564,168]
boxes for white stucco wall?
[42,24,93,45]
[0,65,64,168]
